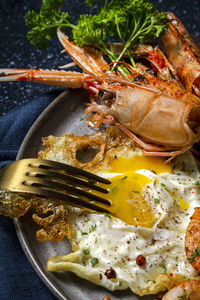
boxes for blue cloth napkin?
[0,91,63,300]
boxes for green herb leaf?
[112,186,118,193]
[146,279,155,283]
[121,176,128,180]
[25,0,73,48]
[104,213,111,218]
[91,225,97,232]
[161,263,167,272]
[26,0,167,75]
[133,190,139,194]
[82,231,88,236]
[188,247,200,263]
[154,198,160,204]
[82,248,90,255]
[73,0,167,72]
[86,0,95,6]
[91,257,99,267]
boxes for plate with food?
[1,0,200,299]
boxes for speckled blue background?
[0,0,200,116]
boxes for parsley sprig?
[25,0,167,73]
[26,0,73,49]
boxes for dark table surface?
[0,1,200,300]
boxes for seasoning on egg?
[105,267,116,279]
[136,255,146,267]
[91,257,99,267]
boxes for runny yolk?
[96,155,172,227]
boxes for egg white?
[40,132,200,296]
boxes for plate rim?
[14,90,71,300]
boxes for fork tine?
[23,177,111,205]
[9,185,111,214]
[0,158,113,214]
[29,159,111,184]
[26,168,109,193]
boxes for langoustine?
[160,12,200,97]
[1,22,200,159]
[162,280,200,300]
[162,207,200,299]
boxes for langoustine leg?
[0,69,85,88]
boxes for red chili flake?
[136,255,146,267]
[105,267,116,279]
[99,273,103,280]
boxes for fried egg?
[39,128,200,296]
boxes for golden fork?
[0,158,111,213]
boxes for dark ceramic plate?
[1,1,199,298]
[15,89,155,300]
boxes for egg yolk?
[96,154,172,227]
[178,198,189,210]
